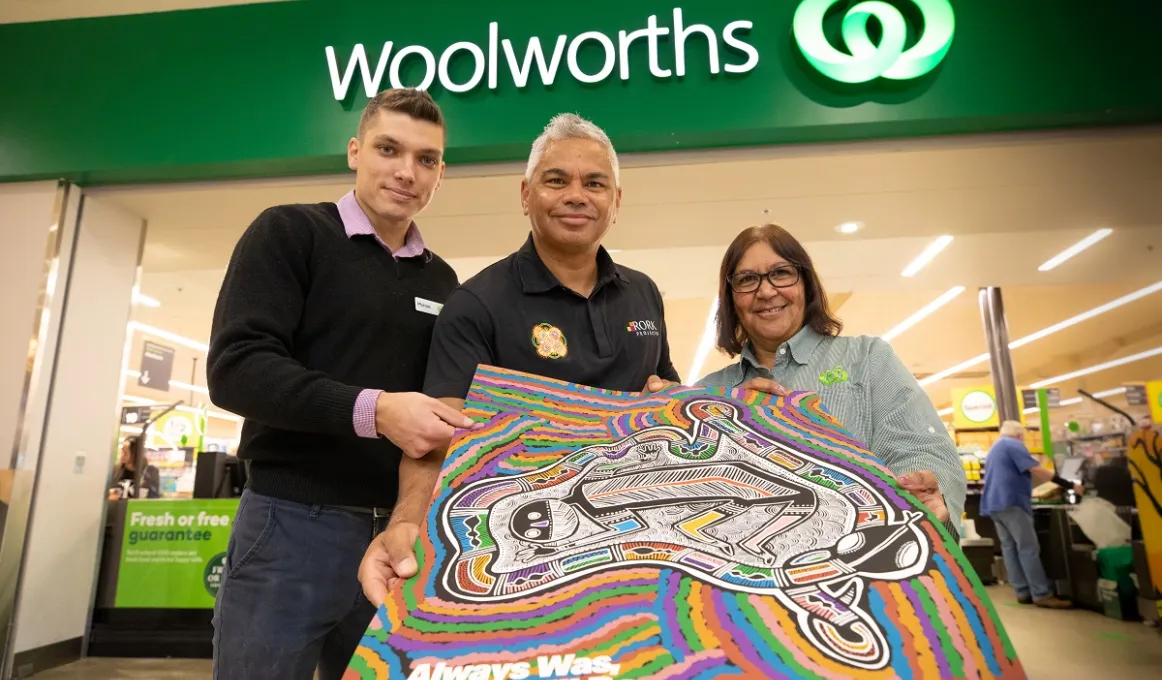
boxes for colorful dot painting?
[345,366,1025,680]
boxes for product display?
[345,367,1024,680]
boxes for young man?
[207,89,474,680]
[980,420,1081,608]
[359,113,680,605]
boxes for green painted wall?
[0,0,1159,185]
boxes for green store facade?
[0,0,1159,673]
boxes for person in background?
[696,224,966,538]
[109,436,160,499]
[981,420,1081,608]
[358,112,680,607]
[206,89,474,680]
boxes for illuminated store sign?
[326,8,759,100]
[793,0,955,84]
[325,1,956,98]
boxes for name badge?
[415,297,444,316]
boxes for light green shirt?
[697,327,966,529]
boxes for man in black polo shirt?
[207,89,474,680]
[359,113,680,605]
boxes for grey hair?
[1000,420,1025,438]
[525,113,620,186]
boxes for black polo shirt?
[424,235,680,400]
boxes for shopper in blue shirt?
[981,420,1083,608]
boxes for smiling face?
[347,109,445,230]
[521,137,622,255]
[732,241,807,351]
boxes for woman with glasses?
[696,224,966,537]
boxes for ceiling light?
[129,321,209,353]
[176,404,242,423]
[919,280,1162,386]
[918,353,990,387]
[133,291,161,308]
[936,407,954,416]
[685,298,720,386]
[1037,228,1113,272]
[836,221,863,235]
[124,370,210,396]
[1009,281,1162,349]
[1030,346,1162,388]
[901,235,953,277]
[881,286,965,342]
[168,380,210,396]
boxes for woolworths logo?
[793,0,955,84]
[325,8,759,100]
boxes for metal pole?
[978,287,1020,423]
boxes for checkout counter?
[964,453,1145,614]
[89,451,246,658]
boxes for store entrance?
[81,126,1162,657]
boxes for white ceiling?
[96,127,1162,431]
[0,0,285,24]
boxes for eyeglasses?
[729,265,801,293]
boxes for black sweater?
[207,202,458,508]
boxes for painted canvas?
[345,366,1024,680]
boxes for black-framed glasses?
[729,264,801,293]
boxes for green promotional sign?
[115,499,239,609]
[0,0,1160,184]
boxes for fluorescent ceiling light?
[168,380,210,396]
[124,370,210,396]
[128,321,208,353]
[1030,346,1162,388]
[936,407,954,416]
[1009,280,1162,349]
[133,291,161,307]
[901,235,953,277]
[685,298,720,386]
[919,353,990,387]
[837,221,863,235]
[881,286,965,342]
[919,280,1162,386]
[1038,228,1113,272]
[176,404,242,423]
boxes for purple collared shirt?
[338,190,429,438]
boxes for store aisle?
[31,587,1162,679]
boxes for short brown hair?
[358,88,445,140]
[715,224,843,357]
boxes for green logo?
[819,365,849,386]
[203,552,227,597]
[793,0,955,84]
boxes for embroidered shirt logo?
[819,365,849,386]
[626,320,660,337]
[531,323,568,359]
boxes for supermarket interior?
[82,128,1162,646]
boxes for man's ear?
[520,178,531,216]
[347,137,360,172]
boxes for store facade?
[1,0,1161,673]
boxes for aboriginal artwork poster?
[345,366,1024,680]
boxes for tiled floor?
[32,587,1162,679]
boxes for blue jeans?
[989,506,1052,600]
[212,490,388,680]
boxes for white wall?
[0,182,75,669]
[13,194,144,653]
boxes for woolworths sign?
[324,1,955,99]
